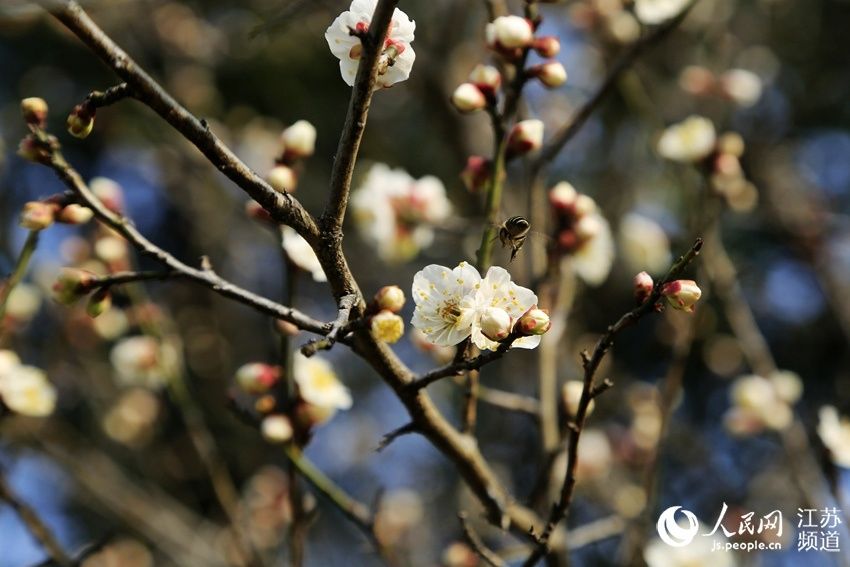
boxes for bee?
[497,215,532,262]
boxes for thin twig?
[376,422,417,452]
[459,512,508,567]
[0,230,39,326]
[299,294,357,356]
[50,2,319,238]
[81,82,133,110]
[522,239,704,566]
[0,466,72,567]
[407,336,517,391]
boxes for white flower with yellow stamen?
[471,266,540,351]
[411,262,480,346]
[325,0,416,89]
[293,354,352,418]
[0,365,56,417]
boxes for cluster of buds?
[18,194,94,232]
[680,65,763,108]
[709,132,758,212]
[265,120,317,195]
[484,14,563,70]
[234,354,352,446]
[367,285,406,344]
[548,181,602,255]
[633,270,701,313]
[479,304,551,343]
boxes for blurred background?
[2,0,850,565]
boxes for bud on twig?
[634,271,654,304]
[267,164,297,193]
[52,268,94,305]
[528,61,568,88]
[374,285,405,313]
[451,83,487,113]
[661,279,702,313]
[532,36,561,58]
[371,310,404,344]
[57,203,94,225]
[486,16,534,50]
[517,306,551,336]
[86,288,112,318]
[261,414,294,443]
[19,201,57,231]
[480,307,512,342]
[460,156,492,193]
[468,64,501,97]
[507,119,544,156]
[281,120,317,160]
[67,104,95,139]
[235,362,280,394]
[21,97,48,128]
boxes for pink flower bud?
[529,62,568,88]
[261,414,294,443]
[661,279,702,313]
[468,64,501,96]
[549,181,577,210]
[532,36,561,58]
[56,203,94,225]
[460,156,492,193]
[451,83,487,113]
[67,104,95,139]
[21,97,48,128]
[634,271,654,304]
[374,285,405,313]
[517,307,551,336]
[507,119,544,155]
[275,319,301,336]
[281,120,317,159]
[19,201,57,231]
[267,164,297,193]
[86,288,111,318]
[678,65,716,96]
[486,16,534,49]
[479,307,512,342]
[52,268,94,305]
[235,362,280,394]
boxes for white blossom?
[281,226,327,282]
[325,0,416,89]
[0,364,56,417]
[471,266,540,351]
[634,0,690,25]
[110,336,178,389]
[657,115,716,163]
[293,353,352,415]
[571,213,615,286]
[351,164,451,262]
[618,213,672,275]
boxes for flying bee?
[497,215,532,262]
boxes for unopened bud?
[19,201,57,231]
[235,362,280,394]
[67,104,95,139]
[573,194,597,217]
[719,69,762,108]
[281,120,317,159]
[479,307,512,342]
[94,236,128,265]
[371,310,404,344]
[276,319,301,336]
[267,164,297,193]
[507,119,544,155]
[461,155,492,193]
[442,542,478,567]
[678,65,716,96]
[634,271,654,304]
[549,181,578,210]
[486,16,534,49]
[468,64,501,96]
[451,83,487,113]
[52,268,94,304]
[21,97,48,128]
[517,307,551,335]
[532,36,561,58]
[717,132,745,158]
[57,203,94,225]
[261,414,294,443]
[86,288,111,318]
[574,214,601,240]
[374,285,405,313]
[529,62,568,88]
[661,279,702,313]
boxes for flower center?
[438,300,464,324]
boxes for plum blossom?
[325,0,416,89]
[0,359,56,417]
[634,0,690,25]
[657,115,716,163]
[351,164,451,262]
[411,262,543,350]
[110,335,179,389]
[293,353,351,423]
[281,226,327,282]
[723,371,802,435]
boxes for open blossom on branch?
[293,354,352,425]
[0,351,56,417]
[351,164,451,262]
[634,0,690,25]
[282,226,327,282]
[411,262,543,350]
[325,0,416,89]
[657,115,716,163]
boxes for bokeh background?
[2,0,850,565]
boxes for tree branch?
[407,337,516,391]
[50,1,318,239]
[459,511,508,567]
[522,238,704,566]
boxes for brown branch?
[81,82,133,110]
[529,0,700,173]
[31,135,330,336]
[0,467,72,567]
[299,294,357,356]
[459,511,508,567]
[375,422,417,452]
[522,238,704,566]
[50,1,319,239]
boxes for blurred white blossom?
[657,115,716,163]
[110,336,178,389]
[293,354,351,423]
[818,406,850,468]
[634,0,690,25]
[618,213,672,275]
[282,226,326,282]
[0,362,56,417]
